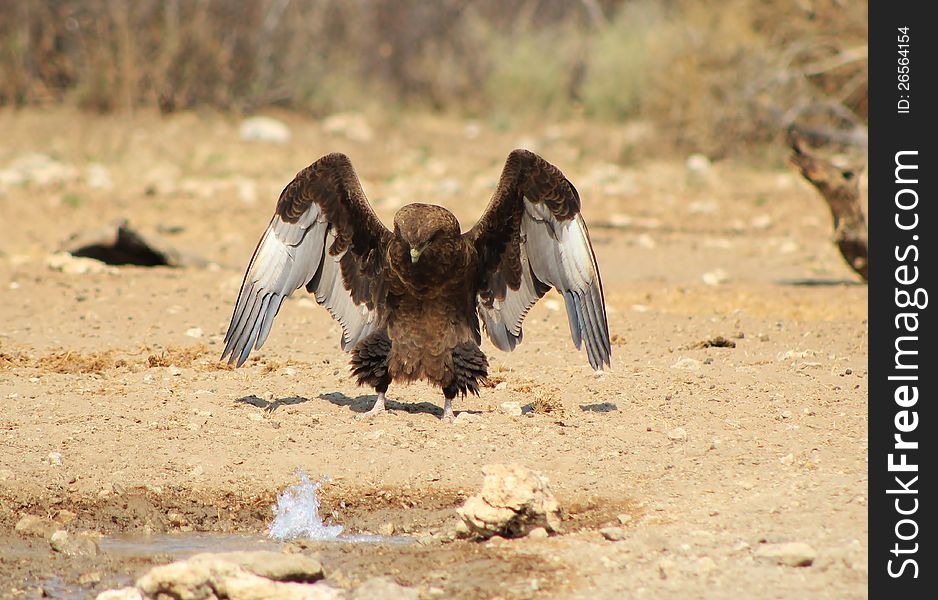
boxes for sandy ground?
[0,109,867,598]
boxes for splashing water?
[268,470,343,541]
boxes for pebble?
[185,327,204,338]
[527,527,549,539]
[499,401,523,417]
[701,268,730,286]
[49,530,70,552]
[671,357,702,371]
[754,542,817,567]
[47,451,63,466]
[239,116,291,144]
[600,527,627,541]
[667,427,687,441]
[686,153,711,173]
[15,514,57,537]
[617,514,632,525]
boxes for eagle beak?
[410,248,422,264]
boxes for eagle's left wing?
[222,153,392,367]
[465,149,611,370]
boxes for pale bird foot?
[360,391,387,418]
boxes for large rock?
[134,552,340,600]
[206,551,324,582]
[457,463,562,539]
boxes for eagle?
[222,149,610,421]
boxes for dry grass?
[0,0,866,156]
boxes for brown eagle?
[222,149,610,420]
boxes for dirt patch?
[0,108,867,599]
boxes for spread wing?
[466,149,611,369]
[222,153,392,367]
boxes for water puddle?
[100,470,413,558]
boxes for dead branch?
[788,130,868,282]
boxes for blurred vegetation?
[0,0,866,155]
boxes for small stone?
[86,164,113,190]
[54,509,78,526]
[499,401,522,417]
[79,571,102,585]
[527,527,549,539]
[379,522,396,536]
[617,514,632,525]
[686,153,711,173]
[751,215,773,230]
[701,269,730,286]
[49,530,70,552]
[600,527,627,541]
[755,542,817,567]
[239,116,291,144]
[779,453,794,466]
[667,427,687,441]
[47,451,63,466]
[184,327,204,339]
[15,514,57,537]
[671,357,702,371]
[453,412,481,424]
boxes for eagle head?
[392,204,461,265]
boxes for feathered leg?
[352,332,392,417]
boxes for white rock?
[47,451,63,466]
[544,299,561,312]
[135,552,337,600]
[667,427,687,441]
[457,463,562,539]
[701,269,729,286]
[751,215,773,230]
[600,527,627,541]
[499,402,523,417]
[636,233,656,248]
[2,153,79,187]
[45,252,114,275]
[239,116,291,144]
[235,177,258,204]
[86,163,114,190]
[185,327,204,339]
[687,200,718,215]
[686,153,712,173]
[671,357,702,371]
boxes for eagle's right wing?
[222,153,392,367]
[465,149,610,370]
